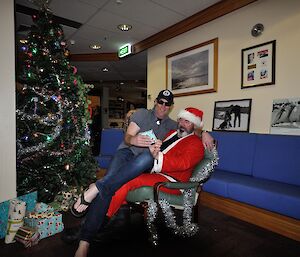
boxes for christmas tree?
[16,6,98,202]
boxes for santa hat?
[177,107,204,128]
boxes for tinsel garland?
[146,199,159,246]
[190,147,219,183]
[17,85,63,156]
[146,147,219,245]
[16,84,90,157]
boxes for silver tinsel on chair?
[146,147,219,245]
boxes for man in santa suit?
[74,107,205,257]
[106,107,205,216]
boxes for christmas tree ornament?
[72,66,77,74]
[64,49,70,57]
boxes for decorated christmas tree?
[16,5,98,202]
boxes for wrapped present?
[139,129,157,142]
[15,226,40,248]
[5,199,26,244]
[24,203,64,239]
[0,191,37,239]
[52,188,80,212]
[34,202,54,213]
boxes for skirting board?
[199,192,300,242]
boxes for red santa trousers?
[106,173,181,217]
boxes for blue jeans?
[80,148,154,242]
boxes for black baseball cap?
[156,90,174,104]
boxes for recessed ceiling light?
[89,44,101,50]
[102,67,109,72]
[117,24,132,31]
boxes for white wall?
[0,0,16,202]
[147,0,300,133]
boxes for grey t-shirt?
[118,108,177,155]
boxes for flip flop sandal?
[70,192,90,218]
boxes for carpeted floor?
[1,205,300,257]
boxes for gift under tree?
[16,4,98,203]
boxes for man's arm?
[194,128,214,150]
[201,131,214,150]
[124,121,154,147]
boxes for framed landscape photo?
[212,99,252,132]
[166,38,218,97]
[241,40,276,89]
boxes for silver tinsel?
[146,199,159,246]
[17,124,62,156]
[17,86,64,156]
[190,147,219,183]
[159,189,199,236]
[28,0,52,11]
[145,147,219,244]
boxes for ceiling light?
[102,67,109,72]
[117,24,132,31]
[89,44,101,50]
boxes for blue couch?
[203,131,300,220]
[95,128,124,169]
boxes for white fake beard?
[177,126,192,138]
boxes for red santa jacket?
[151,130,204,182]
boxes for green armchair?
[126,146,219,245]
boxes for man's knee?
[135,153,153,168]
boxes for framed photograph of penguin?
[166,38,218,97]
[212,99,252,132]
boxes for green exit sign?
[118,43,132,58]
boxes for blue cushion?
[203,169,253,197]
[252,134,300,186]
[227,177,300,219]
[100,128,124,155]
[96,128,124,168]
[211,132,256,175]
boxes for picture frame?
[166,38,218,97]
[212,99,252,132]
[270,97,300,136]
[241,40,276,89]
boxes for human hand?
[153,139,162,148]
[130,134,154,147]
[201,131,214,150]
[149,141,161,159]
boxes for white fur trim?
[177,109,202,128]
[151,152,163,173]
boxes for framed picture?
[212,99,252,132]
[270,97,300,136]
[166,38,218,97]
[241,40,276,88]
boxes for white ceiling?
[15,0,221,95]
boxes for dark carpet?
[1,205,300,257]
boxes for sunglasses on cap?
[157,99,172,107]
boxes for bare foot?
[75,240,89,257]
[74,184,99,213]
